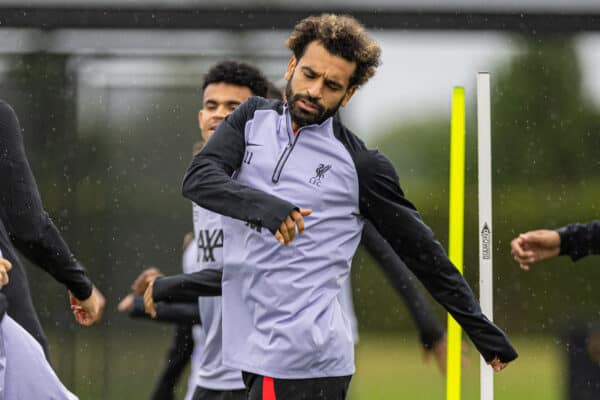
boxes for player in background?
[179,14,517,398]
[0,100,105,357]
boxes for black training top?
[558,220,600,261]
[0,100,92,300]
[129,294,201,325]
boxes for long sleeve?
[0,100,92,300]
[182,97,296,234]
[129,295,201,325]
[0,293,6,322]
[557,221,600,261]
[152,269,223,303]
[149,323,195,400]
[361,220,444,348]
[356,150,517,363]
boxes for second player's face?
[198,82,254,141]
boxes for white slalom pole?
[477,72,494,400]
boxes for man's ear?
[284,56,297,81]
[198,110,210,142]
[341,86,358,107]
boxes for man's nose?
[306,80,324,99]
[215,105,229,118]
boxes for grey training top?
[182,97,518,379]
[192,203,245,390]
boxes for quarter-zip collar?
[272,105,333,183]
[282,103,333,139]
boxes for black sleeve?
[357,150,517,363]
[361,220,445,349]
[0,100,92,300]
[129,295,201,325]
[0,293,7,323]
[557,221,600,261]
[149,323,195,400]
[182,97,297,234]
[153,269,222,303]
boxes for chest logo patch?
[309,163,332,187]
[196,229,224,263]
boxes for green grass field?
[350,335,563,399]
[49,331,565,399]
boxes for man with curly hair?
[181,14,518,399]
[120,61,271,400]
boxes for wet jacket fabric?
[0,100,94,356]
[0,100,92,299]
[558,220,600,261]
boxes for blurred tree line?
[354,36,600,337]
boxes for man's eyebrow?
[203,99,243,106]
[301,66,318,75]
[325,78,343,89]
[301,66,344,88]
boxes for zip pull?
[271,132,302,183]
[271,143,292,183]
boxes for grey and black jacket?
[182,97,517,378]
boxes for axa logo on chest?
[309,163,332,187]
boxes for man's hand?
[510,230,561,271]
[488,356,509,372]
[143,279,157,318]
[69,286,106,326]
[117,293,135,313]
[131,267,163,295]
[0,258,12,288]
[274,208,312,245]
[182,232,194,251]
[423,337,448,374]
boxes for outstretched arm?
[357,150,517,370]
[123,294,201,325]
[0,101,104,325]
[511,221,600,269]
[144,269,222,318]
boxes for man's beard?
[285,77,343,128]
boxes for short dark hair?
[286,14,381,87]
[202,61,268,97]
[266,81,283,100]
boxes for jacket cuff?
[421,328,446,350]
[557,225,579,261]
[261,205,299,234]
[68,264,94,300]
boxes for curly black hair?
[286,14,381,87]
[202,61,268,97]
